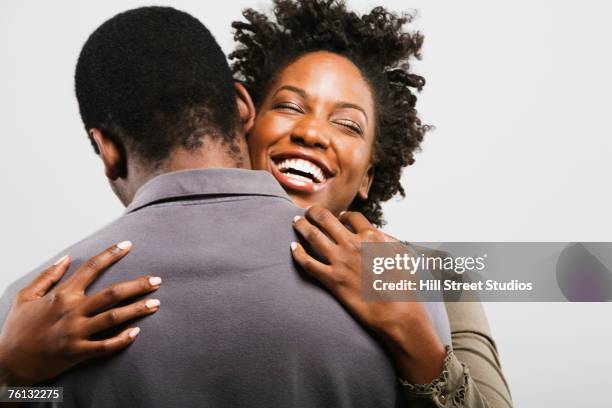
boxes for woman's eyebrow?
[272,85,306,98]
[335,102,368,125]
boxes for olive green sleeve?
[398,243,512,407]
[444,301,513,407]
[399,301,513,407]
[399,345,491,407]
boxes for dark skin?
[0,242,161,386]
[249,52,374,215]
[0,52,444,386]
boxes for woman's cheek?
[269,115,297,138]
[342,143,372,178]
[246,129,265,168]
[248,119,275,166]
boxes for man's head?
[75,7,255,205]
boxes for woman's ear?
[358,166,375,200]
[90,129,125,180]
[234,82,256,135]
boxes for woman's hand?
[291,206,446,384]
[0,241,162,386]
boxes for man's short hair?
[75,6,237,166]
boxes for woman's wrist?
[0,336,35,387]
[0,342,20,387]
[399,347,475,408]
[392,341,447,385]
[377,312,447,384]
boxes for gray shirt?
[0,168,450,408]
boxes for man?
[0,7,448,407]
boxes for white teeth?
[276,158,326,183]
[285,173,313,183]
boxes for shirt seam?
[126,192,294,214]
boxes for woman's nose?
[290,119,330,149]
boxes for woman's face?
[248,51,376,215]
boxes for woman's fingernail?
[53,255,69,266]
[117,241,132,250]
[290,242,298,251]
[149,276,162,286]
[293,216,302,223]
[339,211,347,217]
[128,327,141,339]
[145,299,160,309]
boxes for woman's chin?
[287,192,317,210]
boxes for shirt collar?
[125,168,293,214]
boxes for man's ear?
[234,82,256,135]
[90,129,126,180]
[358,166,375,200]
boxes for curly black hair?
[230,0,430,226]
[76,6,238,167]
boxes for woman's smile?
[269,149,336,193]
[248,51,376,214]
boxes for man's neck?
[165,143,249,173]
[118,139,252,206]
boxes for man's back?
[1,169,404,407]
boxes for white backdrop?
[1,1,611,406]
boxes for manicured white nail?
[149,277,162,286]
[128,327,140,338]
[53,255,69,266]
[290,242,298,251]
[293,216,302,223]
[117,241,132,250]
[145,299,160,309]
[339,211,347,217]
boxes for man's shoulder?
[0,196,304,320]
[0,218,124,320]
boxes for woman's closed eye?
[332,119,363,136]
[274,101,305,114]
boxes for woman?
[0,1,511,406]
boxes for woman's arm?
[399,244,512,407]
[291,207,447,385]
[291,206,511,407]
[0,242,162,386]
[445,301,513,407]
[401,302,512,407]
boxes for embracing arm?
[291,208,447,384]
[398,244,512,407]
[291,206,510,408]
[0,242,162,387]
[405,302,512,407]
